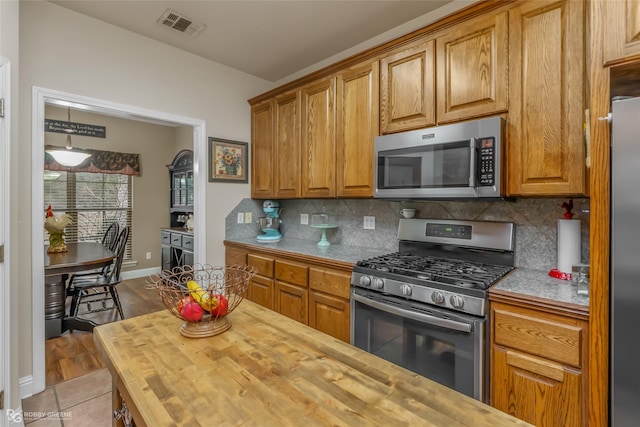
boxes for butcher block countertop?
[94,301,530,427]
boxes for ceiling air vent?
[157,9,206,38]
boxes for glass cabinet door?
[186,171,194,206]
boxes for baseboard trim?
[19,375,34,399]
[121,267,161,280]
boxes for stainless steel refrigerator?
[611,96,640,426]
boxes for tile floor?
[21,368,112,426]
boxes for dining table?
[44,241,115,338]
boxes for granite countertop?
[226,237,589,310]
[491,267,590,308]
[225,236,390,265]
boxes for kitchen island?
[95,300,531,426]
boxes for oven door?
[350,288,486,402]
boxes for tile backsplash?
[225,198,590,271]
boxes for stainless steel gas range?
[350,218,515,403]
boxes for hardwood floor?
[45,276,166,387]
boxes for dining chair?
[66,221,120,296]
[69,226,130,321]
[102,221,120,251]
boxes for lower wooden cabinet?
[247,253,275,309]
[275,281,308,324]
[309,291,350,343]
[225,241,353,343]
[249,275,274,310]
[489,296,589,427]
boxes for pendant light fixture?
[45,107,92,167]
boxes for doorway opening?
[30,87,207,396]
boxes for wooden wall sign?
[45,119,106,138]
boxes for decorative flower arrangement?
[216,146,242,176]
[44,205,73,253]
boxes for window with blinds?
[44,171,133,260]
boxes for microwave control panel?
[478,137,495,186]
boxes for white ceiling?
[48,0,468,83]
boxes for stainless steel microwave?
[374,116,505,199]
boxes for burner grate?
[357,252,513,290]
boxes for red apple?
[180,301,205,322]
[210,294,228,317]
[176,296,193,312]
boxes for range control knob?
[359,276,371,287]
[371,278,384,289]
[401,284,412,296]
[450,295,465,308]
[431,291,445,304]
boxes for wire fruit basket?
[146,264,255,338]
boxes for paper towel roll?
[558,219,581,274]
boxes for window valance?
[45,145,141,176]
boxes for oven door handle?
[352,293,472,333]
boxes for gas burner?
[357,252,513,291]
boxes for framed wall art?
[208,137,249,183]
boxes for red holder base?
[548,268,572,281]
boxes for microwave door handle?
[468,138,477,187]
[352,293,472,333]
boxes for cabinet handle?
[506,350,565,382]
[597,113,612,123]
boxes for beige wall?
[18,1,272,382]
[46,106,180,272]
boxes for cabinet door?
[603,0,640,65]
[274,281,308,325]
[436,11,508,123]
[251,100,274,199]
[183,251,194,267]
[492,346,583,427]
[380,39,436,134]
[507,0,585,196]
[336,61,379,198]
[274,91,301,198]
[161,245,171,271]
[249,275,274,310]
[309,291,350,343]
[301,77,336,198]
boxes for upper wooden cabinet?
[251,101,274,199]
[506,0,586,196]
[336,61,379,198]
[251,91,302,200]
[603,0,640,65]
[301,77,336,198]
[249,0,587,199]
[436,11,508,124]
[380,39,436,134]
[252,60,379,200]
[274,91,302,198]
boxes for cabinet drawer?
[170,233,182,247]
[182,235,194,250]
[492,306,583,368]
[247,254,274,278]
[161,231,171,245]
[226,248,246,266]
[309,268,351,299]
[275,260,308,287]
